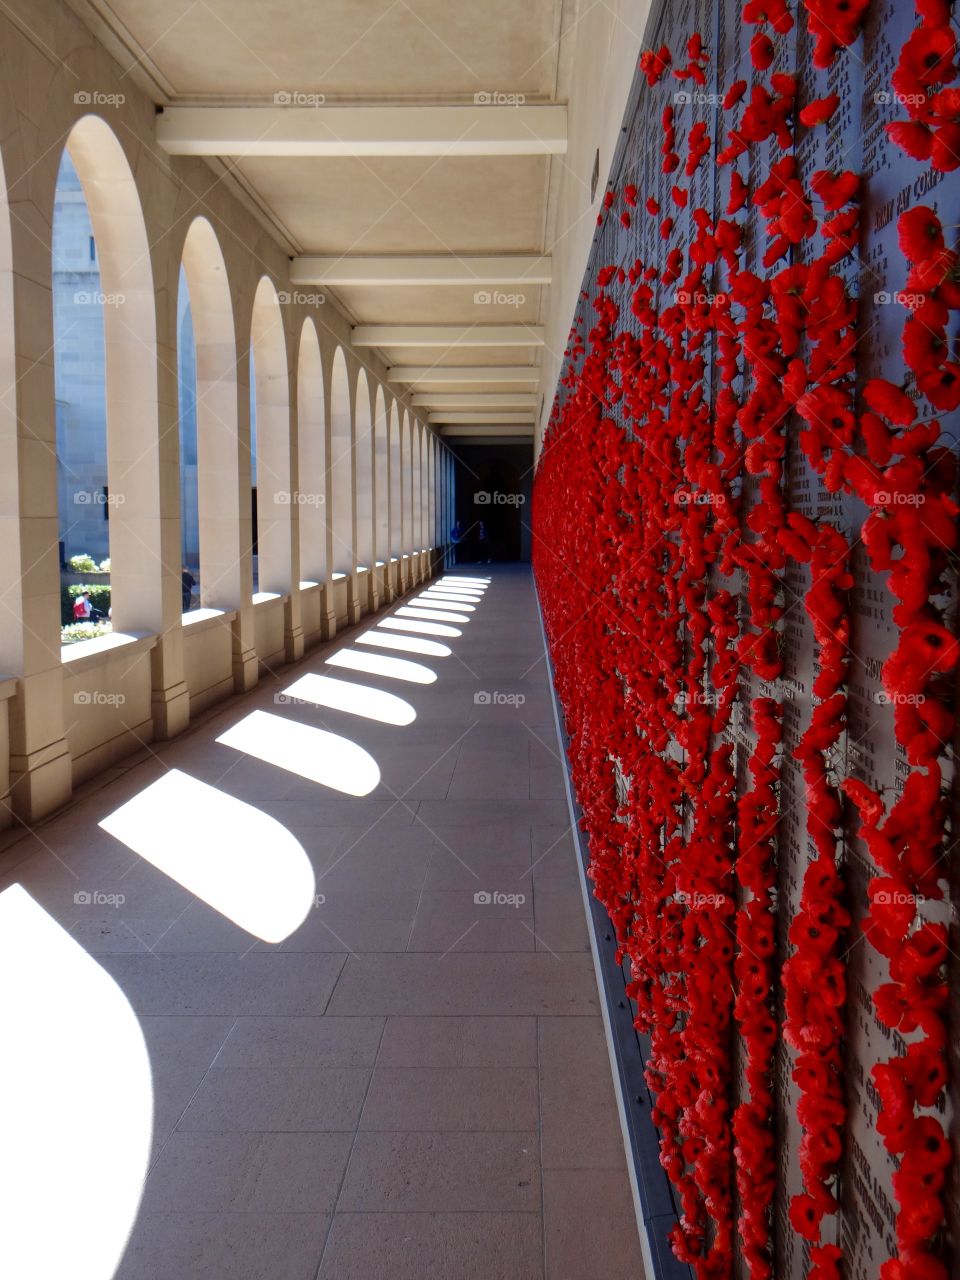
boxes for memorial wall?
[534,1,958,1277]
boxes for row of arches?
[0,107,456,825]
[38,113,451,638]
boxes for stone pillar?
[2,200,72,822]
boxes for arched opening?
[180,217,241,611]
[250,277,292,596]
[329,347,353,574]
[373,387,389,565]
[296,320,326,583]
[355,370,374,568]
[400,412,411,556]
[58,117,162,639]
[176,268,200,612]
[428,435,437,549]
[52,145,111,642]
[420,428,430,550]
[390,407,403,560]
[0,145,23,671]
[412,421,424,551]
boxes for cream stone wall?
[537,0,652,455]
[0,0,450,826]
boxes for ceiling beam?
[412,393,538,409]
[156,105,568,157]
[439,425,535,439]
[429,411,537,425]
[291,255,551,287]
[387,366,540,385]
[353,325,543,348]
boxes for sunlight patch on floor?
[280,673,416,726]
[99,768,318,940]
[0,884,153,1280]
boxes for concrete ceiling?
[73,0,572,434]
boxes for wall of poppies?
[533,2,958,1279]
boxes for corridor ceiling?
[71,0,575,438]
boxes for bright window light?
[441,576,489,584]
[357,630,452,657]
[0,884,153,1280]
[280,673,416,726]
[396,605,469,624]
[217,711,380,797]
[327,648,438,684]
[99,768,317,941]
[380,616,461,637]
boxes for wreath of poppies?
[534,3,957,1279]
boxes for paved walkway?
[0,566,644,1280]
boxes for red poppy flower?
[887,119,935,160]
[801,93,840,126]
[898,206,946,261]
[899,25,957,89]
[902,308,948,370]
[724,79,747,109]
[744,0,793,31]
[812,169,860,210]
[930,122,960,170]
[918,363,960,409]
[639,44,672,86]
[750,32,775,68]
[863,378,917,425]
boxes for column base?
[284,623,305,663]
[232,643,259,693]
[151,679,190,740]
[8,737,73,825]
[346,577,363,625]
